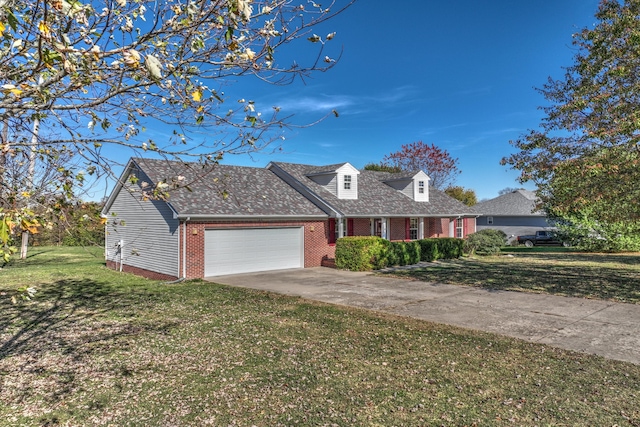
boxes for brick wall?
[106,260,178,281]
[426,218,443,237]
[389,217,407,241]
[181,220,334,279]
[352,218,371,236]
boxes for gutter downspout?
[182,217,190,279]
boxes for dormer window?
[344,175,352,190]
[418,181,425,194]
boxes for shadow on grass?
[383,253,640,303]
[0,278,177,405]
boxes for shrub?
[336,236,461,271]
[388,241,421,266]
[436,238,464,259]
[464,229,507,255]
[335,236,389,271]
[418,239,440,262]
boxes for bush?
[335,236,389,271]
[464,229,507,255]
[388,241,421,266]
[418,239,440,262]
[436,238,464,259]
[336,236,462,271]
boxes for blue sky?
[89,0,601,202]
[212,0,601,201]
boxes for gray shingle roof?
[272,162,473,217]
[470,189,543,216]
[132,158,327,217]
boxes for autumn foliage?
[381,141,460,189]
[502,0,640,250]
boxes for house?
[470,189,553,242]
[102,158,476,279]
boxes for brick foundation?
[106,260,179,281]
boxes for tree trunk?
[20,231,29,259]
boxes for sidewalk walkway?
[209,267,640,365]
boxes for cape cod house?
[102,158,476,279]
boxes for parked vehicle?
[517,230,569,247]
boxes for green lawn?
[383,252,640,304]
[1,247,639,426]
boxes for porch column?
[337,217,344,238]
[419,218,425,240]
[381,217,388,240]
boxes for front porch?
[328,217,474,243]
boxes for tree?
[363,163,402,173]
[380,141,460,189]
[444,186,477,206]
[501,0,640,250]
[33,201,105,247]
[0,0,353,260]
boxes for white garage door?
[204,227,304,276]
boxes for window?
[487,216,494,225]
[418,180,425,194]
[456,218,464,238]
[409,218,419,240]
[343,175,351,190]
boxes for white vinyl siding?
[204,227,303,276]
[412,172,429,202]
[105,176,179,277]
[309,174,338,196]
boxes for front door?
[373,219,382,237]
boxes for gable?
[382,170,430,202]
[306,162,360,200]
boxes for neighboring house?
[102,158,476,280]
[470,189,553,242]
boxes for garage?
[204,227,304,276]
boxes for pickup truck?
[517,230,568,247]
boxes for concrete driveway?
[208,267,640,365]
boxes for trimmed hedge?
[335,236,389,271]
[335,236,463,271]
[388,241,421,266]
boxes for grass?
[1,247,639,426]
[384,252,640,304]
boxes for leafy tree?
[501,0,640,250]
[33,201,105,247]
[0,0,353,260]
[381,141,460,189]
[363,163,402,173]
[444,186,477,206]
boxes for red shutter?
[328,218,336,244]
[405,218,411,241]
[347,218,354,236]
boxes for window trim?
[418,180,425,194]
[409,217,419,240]
[343,174,352,190]
[456,218,464,238]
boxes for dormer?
[383,170,430,202]
[306,162,360,200]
